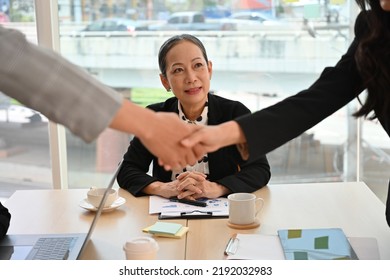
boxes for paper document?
[149,195,228,216]
[225,234,284,260]
[348,237,380,260]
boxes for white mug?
[228,193,264,225]
[87,187,117,208]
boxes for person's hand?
[139,111,200,170]
[181,121,246,158]
[180,125,222,157]
[143,180,180,198]
[175,171,205,199]
[110,101,201,170]
[176,171,229,199]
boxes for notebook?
[0,160,123,260]
[277,228,359,260]
[224,233,378,260]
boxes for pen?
[224,234,238,256]
[224,237,234,256]
[169,197,207,207]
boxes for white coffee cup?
[87,187,118,208]
[228,193,264,225]
[123,237,159,260]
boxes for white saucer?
[79,196,126,212]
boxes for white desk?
[4,182,390,260]
[186,182,390,259]
[4,188,186,260]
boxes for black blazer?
[0,202,10,239]
[235,11,390,227]
[117,93,271,196]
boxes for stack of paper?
[142,222,189,239]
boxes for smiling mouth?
[186,87,202,94]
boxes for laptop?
[0,160,123,260]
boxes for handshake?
[138,112,247,171]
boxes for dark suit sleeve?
[116,102,175,196]
[236,14,365,162]
[211,98,271,193]
[0,202,11,238]
[116,136,158,196]
[216,154,270,193]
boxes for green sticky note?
[148,222,182,235]
[288,229,302,239]
[294,251,308,260]
[314,236,329,249]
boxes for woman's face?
[160,40,212,109]
[380,0,390,11]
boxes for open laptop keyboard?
[26,237,76,260]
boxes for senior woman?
[117,34,271,200]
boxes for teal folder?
[277,228,359,260]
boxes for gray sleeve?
[0,26,122,142]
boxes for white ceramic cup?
[228,192,264,225]
[123,237,159,260]
[87,187,118,208]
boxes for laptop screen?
[77,159,123,258]
[0,245,32,260]
[0,159,123,260]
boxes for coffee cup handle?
[255,197,264,217]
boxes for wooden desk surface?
[5,182,390,260]
[186,182,390,260]
[4,188,186,260]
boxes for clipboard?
[150,196,229,219]
[159,210,228,220]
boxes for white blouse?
[171,100,210,180]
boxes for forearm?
[219,121,247,146]
[143,181,179,198]
[235,38,362,162]
[117,160,157,197]
[210,182,231,197]
[143,181,165,195]
[109,100,158,140]
[209,121,248,160]
[0,26,122,142]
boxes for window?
[0,0,52,201]
[3,1,386,205]
[193,14,204,23]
